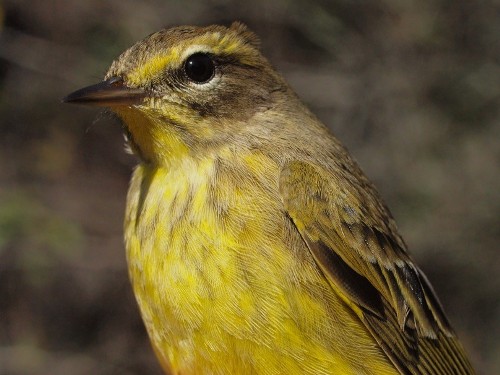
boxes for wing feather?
[279,160,474,374]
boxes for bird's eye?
[184,53,215,83]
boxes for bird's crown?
[106,22,263,89]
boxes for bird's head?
[64,22,289,165]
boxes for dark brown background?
[0,1,498,374]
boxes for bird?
[64,22,475,375]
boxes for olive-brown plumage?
[64,22,475,374]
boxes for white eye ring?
[179,46,221,90]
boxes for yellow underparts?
[124,149,398,375]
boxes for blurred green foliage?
[0,191,82,281]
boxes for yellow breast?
[124,151,397,375]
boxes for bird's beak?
[62,77,146,107]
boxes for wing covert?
[279,160,473,374]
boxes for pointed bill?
[63,77,146,107]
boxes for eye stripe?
[127,49,181,86]
[125,33,254,87]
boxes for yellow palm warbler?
[64,22,475,375]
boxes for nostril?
[108,76,124,85]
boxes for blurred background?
[0,0,498,374]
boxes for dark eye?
[184,53,215,83]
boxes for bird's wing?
[279,160,474,375]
